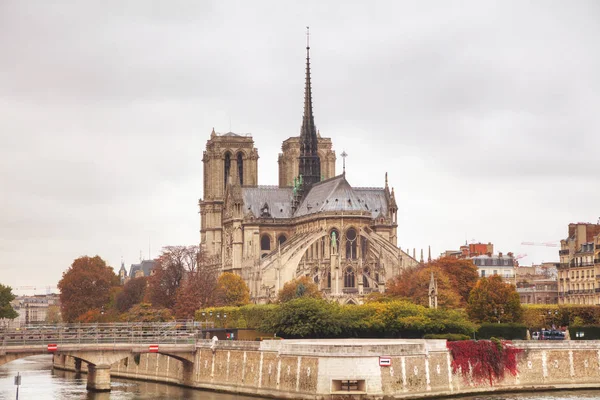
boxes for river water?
[2,355,600,400]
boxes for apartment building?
[557,222,600,305]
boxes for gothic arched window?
[363,268,370,288]
[224,152,231,186]
[327,271,331,288]
[237,152,244,185]
[346,228,358,259]
[261,234,271,251]
[344,267,355,288]
[277,234,287,246]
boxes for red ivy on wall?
[447,339,522,385]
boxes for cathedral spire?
[298,26,321,189]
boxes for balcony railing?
[559,250,569,255]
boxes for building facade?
[199,42,419,304]
[471,252,517,280]
[557,222,600,305]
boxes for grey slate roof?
[242,186,294,218]
[240,175,389,220]
[294,175,367,217]
[129,260,157,277]
[354,188,389,219]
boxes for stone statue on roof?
[331,231,338,254]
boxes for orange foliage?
[58,256,119,322]
[387,265,461,308]
[277,276,322,303]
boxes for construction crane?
[514,253,527,261]
[521,241,559,248]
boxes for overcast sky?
[1,1,599,293]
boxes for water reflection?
[2,355,600,400]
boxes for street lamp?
[215,312,227,328]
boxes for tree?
[263,297,343,338]
[0,284,18,320]
[58,256,119,322]
[45,305,62,323]
[214,272,250,307]
[428,257,479,305]
[120,303,174,322]
[115,277,147,312]
[386,265,461,308]
[174,263,219,319]
[467,275,522,323]
[146,245,208,310]
[277,276,322,303]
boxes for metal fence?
[0,321,214,346]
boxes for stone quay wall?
[53,339,600,399]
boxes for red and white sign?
[47,344,58,352]
[379,356,391,367]
[149,344,159,353]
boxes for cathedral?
[199,39,419,304]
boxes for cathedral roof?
[129,260,156,277]
[240,177,390,221]
[242,186,294,219]
[354,187,389,219]
[294,175,387,218]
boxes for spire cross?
[341,150,348,174]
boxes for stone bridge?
[0,322,202,391]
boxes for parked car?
[540,329,565,340]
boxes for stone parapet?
[51,339,600,399]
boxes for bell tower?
[199,129,258,257]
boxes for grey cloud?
[1,0,598,288]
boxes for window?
[481,270,486,277]
[260,235,271,251]
[237,153,244,185]
[346,228,358,259]
[224,152,231,186]
[277,234,287,246]
[327,271,331,288]
[344,267,355,288]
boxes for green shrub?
[477,323,527,340]
[569,325,600,340]
[423,333,470,341]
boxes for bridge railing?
[0,321,213,347]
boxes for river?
[2,355,600,400]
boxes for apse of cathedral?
[199,36,419,304]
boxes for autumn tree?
[174,258,219,319]
[386,265,461,308]
[214,272,250,307]
[0,284,18,320]
[115,277,147,312]
[428,257,479,305]
[58,256,119,322]
[467,275,522,323]
[277,276,322,303]
[120,303,174,322]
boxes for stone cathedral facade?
[199,42,418,304]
